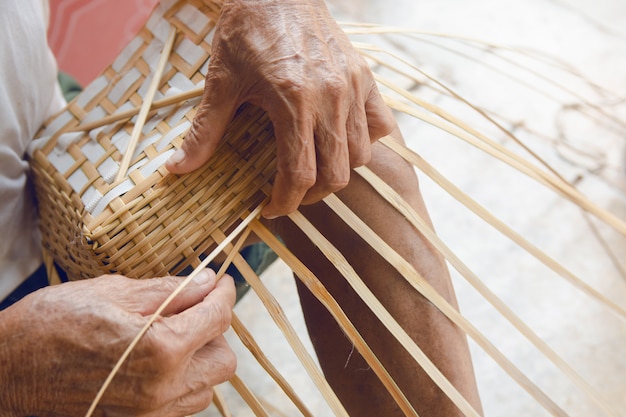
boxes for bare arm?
[0,270,236,417]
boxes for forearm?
[0,300,32,417]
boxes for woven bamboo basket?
[29,0,626,416]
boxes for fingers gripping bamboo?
[210,232,349,417]
[84,206,263,417]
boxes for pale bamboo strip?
[348,26,626,130]
[379,91,626,237]
[581,211,626,282]
[248,219,420,417]
[367,49,626,232]
[378,93,554,191]
[257,398,293,417]
[84,205,264,417]
[115,26,177,182]
[380,135,626,320]
[42,248,62,286]
[369,65,569,185]
[374,75,626,282]
[361,41,616,190]
[321,193,568,417]
[229,373,271,417]
[211,386,232,417]
[354,164,620,417]
[209,230,349,417]
[68,86,205,133]
[284,212,482,417]
[230,314,315,417]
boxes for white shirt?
[0,0,66,299]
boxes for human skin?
[167,0,484,415]
[272,128,484,416]
[0,270,237,417]
[166,0,395,218]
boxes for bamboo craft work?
[28,0,626,416]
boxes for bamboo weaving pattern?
[28,0,626,415]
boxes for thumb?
[166,75,238,174]
[120,269,218,316]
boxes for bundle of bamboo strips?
[29,0,626,415]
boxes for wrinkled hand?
[166,0,395,218]
[0,270,236,417]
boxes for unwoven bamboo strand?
[365,48,626,237]
[369,64,573,190]
[379,134,626,320]
[354,164,619,417]
[230,313,315,417]
[228,373,271,417]
[380,85,626,286]
[248,219,420,417]
[321,193,568,417]
[379,91,626,238]
[115,26,177,183]
[69,86,205,133]
[284,211,482,417]
[84,205,263,417]
[210,229,349,417]
[348,25,626,131]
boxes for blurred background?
[48,0,626,415]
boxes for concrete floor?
[198,1,626,416]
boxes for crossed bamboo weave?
[28,0,626,416]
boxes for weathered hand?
[166,0,395,218]
[0,270,236,417]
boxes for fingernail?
[192,269,213,285]
[262,213,279,220]
[168,148,186,165]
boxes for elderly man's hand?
[165,0,395,219]
[0,270,236,417]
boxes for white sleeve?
[0,0,66,298]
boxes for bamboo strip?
[84,205,264,417]
[380,135,626,320]
[209,229,349,417]
[368,52,626,237]
[115,26,177,182]
[354,164,619,417]
[229,373,271,417]
[379,91,626,237]
[68,86,204,133]
[348,27,626,131]
[284,211,482,417]
[248,220,419,417]
[230,314,315,417]
[321,193,568,417]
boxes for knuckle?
[290,170,317,191]
[186,116,207,147]
[325,177,350,194]
[142,331,183,371]
[274,76,311,99]
[322,73,349,99]
[349,146,372,168]
[221,348,238,379]
[208,301,233,334]
[177,389,215,415]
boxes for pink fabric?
[48,0,159,86]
